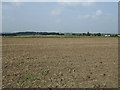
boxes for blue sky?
[2,2,118,33]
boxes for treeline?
[0,31,119,37]
[1,32,64,36]
[71,32,118,37]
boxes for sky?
[2,2,118,33]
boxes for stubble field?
[2,37,118,88]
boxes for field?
[2,37,118,88]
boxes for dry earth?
[2,38,118,88]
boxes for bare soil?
[2,38,118,88]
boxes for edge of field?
[1,35,119,38]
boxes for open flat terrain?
[2,37,118,88]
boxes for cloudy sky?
[2,2,118,33]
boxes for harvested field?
[2,37,118,88]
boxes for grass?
[19,76,43,83]
[2,35,119,38]
[30,78,42,81]
[19,71,50,83]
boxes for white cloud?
[51,8,64,16]
[51,1,95,17]
[59,2,80,7]
[78,10,103,19]
[51,10,62,16]
[11,2,24,7]
[79,14,95,19]
[58,2,95,7]
[95,10,102,16]
[2,2,24,10]
[80,2,95,6]
[83,15,91,18]
[57,0,95,7]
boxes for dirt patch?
[2,38,118,88]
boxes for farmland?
[2,37,118,88]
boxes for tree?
[87,32,90,36]
[96,33,101,36]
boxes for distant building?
[105,35,111,37]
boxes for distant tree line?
[0,31,119,37]
[1,32,64,36]
[71,32,118,37]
